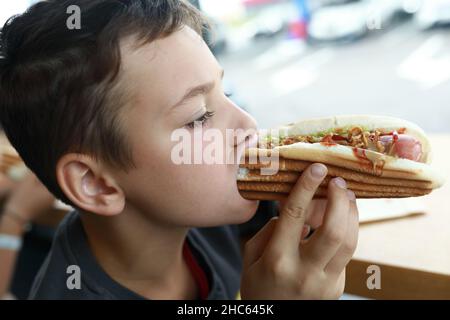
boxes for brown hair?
[0,0,206,205]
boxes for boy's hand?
[0,173,16,201]
[4,172,55,224]
[240,163,359,300]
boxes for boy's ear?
[56,154,125,216]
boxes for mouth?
[235,132,258,168]
[236,167,249,180]
[234,177,258,203]
[245,132,259,149]
[233,132,260,203]
[235,153,258,203]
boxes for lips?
[245,133,258,150]
[235,132,258,164]
[234,133,258,180]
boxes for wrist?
[0,207,31,236]
[0,215,24,236]
[0,233,23,251]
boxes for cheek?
[125,126,258,226]
[168,163,248,208]
[173,164,259,226]
[128,155,258,227]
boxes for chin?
[230,183,260,223]
[228,197,259,225]
[199,197,258,227]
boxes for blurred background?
[198,0,450,131]
[1,0,450,301]
[2,0,449,131]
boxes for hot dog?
[237,115,445,200]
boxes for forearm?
[0,214,25,298]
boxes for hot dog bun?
[238,115,445,200]
[275,115,432,163]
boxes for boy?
[0,0,358,299]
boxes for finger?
[267,163,328,256]
[243,217,278,268]
[325,195,359,276]
[278,199,312,238]
[244,219,311,268]
[306,199,327,230]
[303,177,350,268]
[335,270,346,299]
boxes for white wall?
[0,1,33,26]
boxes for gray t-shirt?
[29,203,277,300]
[29,201,278,300]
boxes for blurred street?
[219,20,450,132]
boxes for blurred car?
[414,0,450,29]
[188,1,228,55]
[242,0,283,6]
[308,0,409,42]
[243,1,296,41]
[207,19,228,56]
[249,10,287,40]
[311,0,359,9]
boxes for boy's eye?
[185,110,215,129]
[225,92,233,98]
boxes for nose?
[232,106,258,147]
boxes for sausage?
[380,134,422,162]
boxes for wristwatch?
[0,234,22,251]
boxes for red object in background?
[288,20,308,39]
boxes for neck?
[80,205,197,299]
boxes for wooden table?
[345,134,450,299]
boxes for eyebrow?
[171,69,225,109]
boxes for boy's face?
[115,26,259,227]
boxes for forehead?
[119,26,219,110]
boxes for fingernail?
[347,190,356,201]
[311,164,327,178]
[333,177,347,189]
